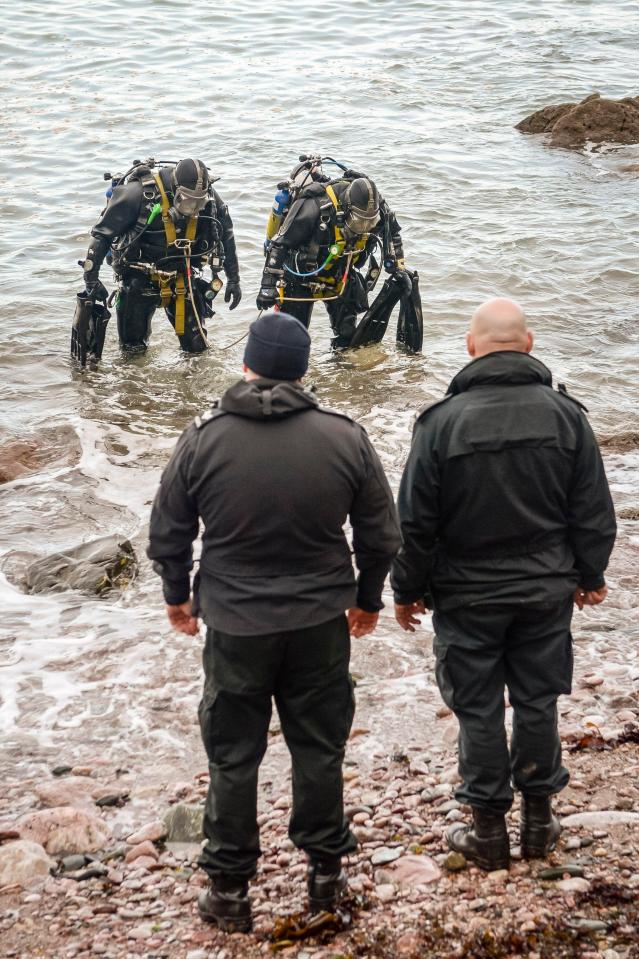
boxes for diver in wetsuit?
[257,157,411,349]
[81,158,241,355]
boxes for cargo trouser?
[432,598,573,813]
[197,614,357,880]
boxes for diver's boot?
[197,875,252,932]
[307,857,347,913]
[446,808,510,871]
[520,794,561,859]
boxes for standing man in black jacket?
[148,312,400,931]
[392,298,616,871]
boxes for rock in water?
[0,840,55,887]
[0,426,81,484]
[163,804,204,843]
[517,93,639,149]
[16,807,111,855]
[23,535,137,595]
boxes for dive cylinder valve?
[266,186,291,241]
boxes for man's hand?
[395,600,426,632]
[347,607,379,638]
[166,600,199,635]
[573,586,608,610]
[224,278,242,310]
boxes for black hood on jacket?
[448,351,553,396]
[219,379,319,420]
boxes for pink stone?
[126,821,167,845]
[34,778,95,809]
[389,854,441,887]
[16,807,110,855]
[125,841,158,864]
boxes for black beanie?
[243,311,311,380]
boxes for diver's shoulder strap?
[194,401,228,429]
[556,382,589,412]
[415,394,453,423]
[154,172,177,246]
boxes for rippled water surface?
[1,0,638,805]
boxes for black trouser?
[432,599,573,813]
[197,615,357,880]
[282,273,365,348]
[116,272,210,353]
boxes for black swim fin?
[71,292,111,366]
[396,270,423,354]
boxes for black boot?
[520,794,561,859]
[446,808,510,871]
[198,874,252,932]
[307,857,347,913]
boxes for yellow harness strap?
[153,173,198,337]
[154,173,177,246]
[324,183,368,253]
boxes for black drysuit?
[260,178,404,348]
[148,379,400,877]
[391,351,616,811]
[84,170,240,352]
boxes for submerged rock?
[517,93,639,149]
[22,534,137,595]
[16,807,111,855]
[0,427,81,485]
[0,840,55,887]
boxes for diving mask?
[173,184,208,218]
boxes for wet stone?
[370,846,403,865]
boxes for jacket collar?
[220,378,319,419]
[447,351,553,396]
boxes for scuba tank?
[266,185,291,241]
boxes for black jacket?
[391,351,616,610]
[84,170,239,286]
[148,379,401,635]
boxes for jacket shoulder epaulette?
[556,383,589,413]
[415,393,453,423]
[194,400,227,429]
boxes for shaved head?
[466,298,533,358]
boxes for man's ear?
[466,331,476,357]
[525,331,534,353]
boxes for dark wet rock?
[0,427,81,485]
[517,93,639,149]
[163,804,204,843]
[66,863,109,881]
[60,854,87,871]
[21,535,137,595]
[51,765,73,777]
[94,792,129,808]
[538,863,585,880]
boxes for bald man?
[391,298,616,870]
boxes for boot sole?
[446,835,510,872]
[198,906,252,933]
[521,840,558,859]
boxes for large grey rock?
[16,807,111,855]
[23,535,137,595]
[561,810,639,829]
[0,840,55,887]
[163,804,204,843]
[517,93,639,149]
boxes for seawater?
[0,0,637,804]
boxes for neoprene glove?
[256,285,277,311]
[224,277,242,311]
[86,279,108,302]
